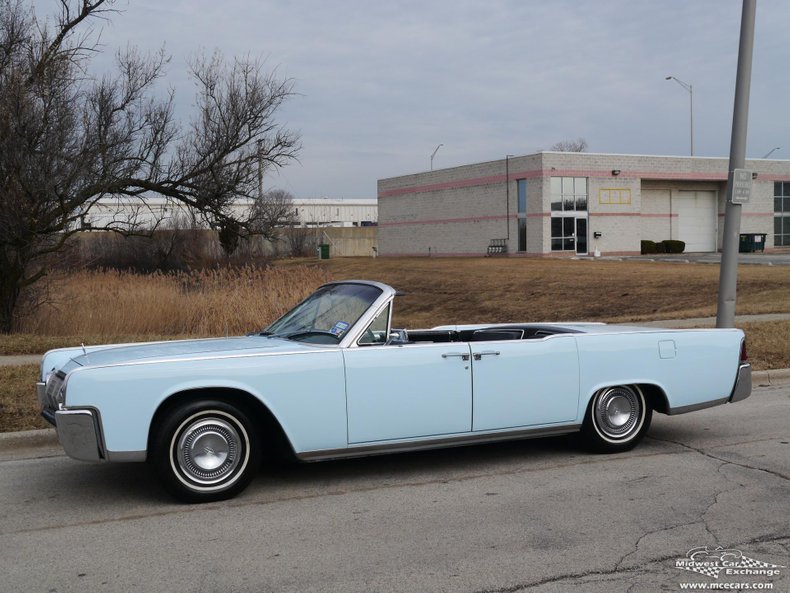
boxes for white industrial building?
[292,198,378,227]
[81,197,377,230]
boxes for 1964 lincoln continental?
[37,280,752,502]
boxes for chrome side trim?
[665,397,730,416]
[36,382,46,407]
[728,363,752,403]
[106,450,147,462]
[295,424,581,462]
[55,409,103,462]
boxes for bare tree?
[248,188,297,242]
[0,0,300,331]
[550,138,588,152]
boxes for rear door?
[470,336,580,431]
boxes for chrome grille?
[44,372,65,410]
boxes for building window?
[550,177,588,253]
[776,182,790,247]
[517,179,527,214]
[551,177,588,212]
[517,179,527,251]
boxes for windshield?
[264,283,383,342]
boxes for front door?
[343,344,472,443]
[551,215,588,254]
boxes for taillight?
[740,340,748,362]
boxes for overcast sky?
[84,0,790,198]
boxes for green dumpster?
[319,243,330,259]
[739,233,766,253]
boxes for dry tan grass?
[1,258,788,432]
[322,257,790,328]
[18,266,332,338]
[738,320,790,371]
[0,365,47,432]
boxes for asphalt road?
[2,386,788,593]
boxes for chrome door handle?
[442,352,470,361]
[473,351,500,360]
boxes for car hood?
[50,336,321,374]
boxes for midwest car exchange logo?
[675,546,784,579]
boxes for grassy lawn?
[0,365,48,432]
[322,257,790,327]
[2,257,787,432]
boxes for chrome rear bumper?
[729,363,752,403]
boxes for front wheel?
[151,400,260,503]
[581,385,652,453]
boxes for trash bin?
[319,243,330,259]
[739,233,767,253]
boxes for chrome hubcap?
[176,416,243,486]
[594,386,642,440]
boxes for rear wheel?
[581,385,652,452]
[151,400,260,503]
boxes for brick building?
[377,152,790,256]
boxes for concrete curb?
[754,368,790,386]
[2,368,788,455]
[0,427,58,451]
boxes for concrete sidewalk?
[0,354,40,367]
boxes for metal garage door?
[673,191,717,252]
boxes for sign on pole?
[731,169,752,204]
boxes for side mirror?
[387,329,409,345]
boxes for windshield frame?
[263,280,396,348]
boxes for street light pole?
[430,144,443,171]
[762,147,780,159]
[666,76,694,156]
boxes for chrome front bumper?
[38,378,103,462]
[54,409,103,462]
[729,363,752,403]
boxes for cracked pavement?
[1,385,788,593]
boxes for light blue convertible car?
[38,280,752,502]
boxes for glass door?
[550,215,588,254]
[575,218,588,255]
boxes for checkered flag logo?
[677,563,723,578]
[675,546,785,580]
[737,556,783,569]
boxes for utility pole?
[257,139,263,199]
[717,0,757,328]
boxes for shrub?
[640,240,657,254]
[662,240,686,254]
[654,241,667,254]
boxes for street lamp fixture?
[430,144,444,171]
[762,147,780,159]
[665,75,694,156]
